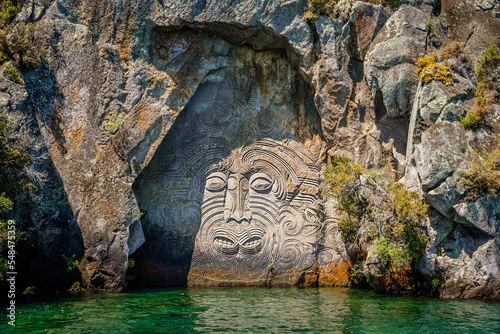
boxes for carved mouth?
[212,227,265,255]
[239,236,262,255]
[214,236,238,255]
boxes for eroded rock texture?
[7,0,500,297]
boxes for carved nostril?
[233,208,244,220]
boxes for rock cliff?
[4,0,500,298]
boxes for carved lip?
[239,236,262,255]
[214,236,239,255]
[212,227,265,255]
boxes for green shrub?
[0,1,20,28]
[461,143,500,200]
[3,64,20,83]
[363,0,402,9]
[323,158,428,273]
[0,51,6,64]
[307,0,353,22]
[461,110,483,130]
[309,0,331,15]
[385,0,402,8]
[338,217,357,242]
[431,277,440,288]
[476,44,500,80]
[64,254,79,271]
[463,44,500,129]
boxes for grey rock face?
[406,77,474,192]
[346,2,390,61]
[454,195,500,237]
[426,172,466,219]
[475,0,499,11]
[419,121,469,191]
[405,59,500,299]
[13,0,499,298]
[365,5,427,118]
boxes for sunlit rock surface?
[7,0,499,297]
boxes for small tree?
[322,158,428,273]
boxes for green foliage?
[323,158,429,273]
[350,263,363,277]
[362,0,402,9]
[309,0,331,15]
[307,0,400,21]
[0,20,49,72]
[104,111,129,133]
[0,108,32,281]
[463,44,500,128]
[128,259,135,268]
[0,1,20,28]
[7,22,47,71]
[476,44,500,80]
[431,277,440,288]
[307,0,353,22]
[461,141,500,200]
[461,110,483,130]
[3,63,20,83]
[338,217,357,242]
[385,0,402,8]
[0,109,33,198]
[64,254,79,272]
[0,193,13,214]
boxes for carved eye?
[206,173,227,192]
[250,173,273,192]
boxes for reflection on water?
[2,288,500,333]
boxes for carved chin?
[212,227,266,256]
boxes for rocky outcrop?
[406,58,500,299]
[366,5,427,119]
[7,0,499,299]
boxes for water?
[1,287,500,333]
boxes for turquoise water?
[2,287,500,333]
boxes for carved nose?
[225,174,252,223]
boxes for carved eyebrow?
[207,172,227,179]
[249,167,274,178]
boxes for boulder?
[453,195,500,236]
[426,172,467,218]
[418,121,470,192]
[405,75,474,193]
[345,2,390,61]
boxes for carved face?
[204,169,275,256]
[191,139,322,280]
